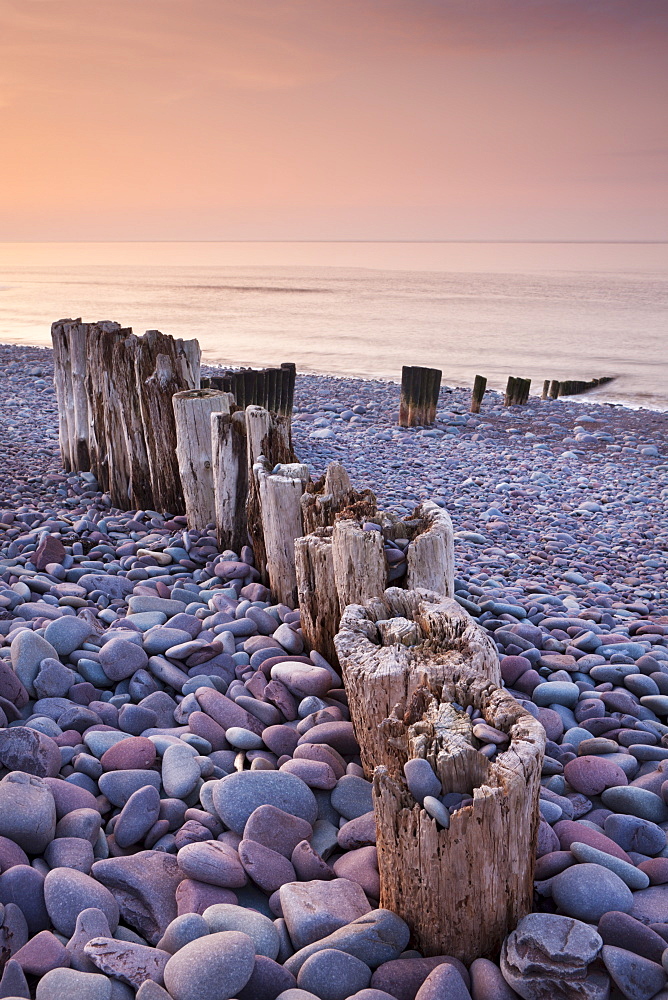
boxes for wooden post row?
[52,320,200,512]
[334,587,545,963]
[398,366,442,427]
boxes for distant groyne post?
[470,375,487,413]
[398,365,442,427]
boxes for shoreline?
[1,340,668,996]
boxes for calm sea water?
[0,241,666,409]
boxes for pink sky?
[0,0,666,240]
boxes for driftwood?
[254,458,311,607]
[211,409,249,553]
[398,366,441,427]
[334,588,544,963]
[173,390,234,529]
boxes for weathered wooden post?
[470,375,487,414]
[541,379,550,400]
[519,378,531,404]
[173,389,234,529]
[295,527,340,667]
[398,366,442,427]
[253,458,310,607]
[334,588,545,964]
[51,319,124,472]
[504,376,517,406]
[211,410,248,553]
[245,405,297,576]
[295,489,454,661]
[549,379,561,399]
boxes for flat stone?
[85,936,171,989]
[10,629,59,695]
[469,957,519,1000]
[598,910,667,965]
[44,867,119,937]
[602,785,668,823]
[570,842,650,890]
[177,841,247,888]
[163,930,256,1000]
[243,805,313,859]
[212,770,317,835]
[564,755,628,796]
[414,963,471,1000]
[101,736,157,771]
[238,839,296,893]
[602,944,666,1000]
[370,958,469,1000]
[91,851,182,945]
[66,906,113,972]
[285,909,410,977]
[98,769,161,808]
[78,574,133,598]
[0,772,56,853]
[99,637,149,682]
[156,912,209,954]
[0,865,48,936]
[331,775,374,820]
[0,727,61,778]
[501,913,606,1000]
[12,929,70,977]
[202,902,280,959]
[114,785,162,848]
[280,879,372,949]
[43,616,95,656]
[551,862,633,921]
[35,967,112,1000]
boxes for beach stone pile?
[0,346,667,997]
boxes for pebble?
[551,862,633,921]
[163,930,256,1000]
[297,948,372,1000]
[1,351,668,1000]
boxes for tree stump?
[173,389,234,529]
[253,458,311,607]
[334,587,544,963]
[211,409,249,553]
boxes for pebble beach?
[2,339,668,1000]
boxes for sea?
[0,241,666,410]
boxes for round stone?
[163,930,256,1000]
[551,862,633,922]
[202,903,280,959]
[563,756,628,796]
[297,948,371,1000]
[212,771,317,835]
[44,867,120,937]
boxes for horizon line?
[0,239,667,246]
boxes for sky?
[0,0,666,241]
